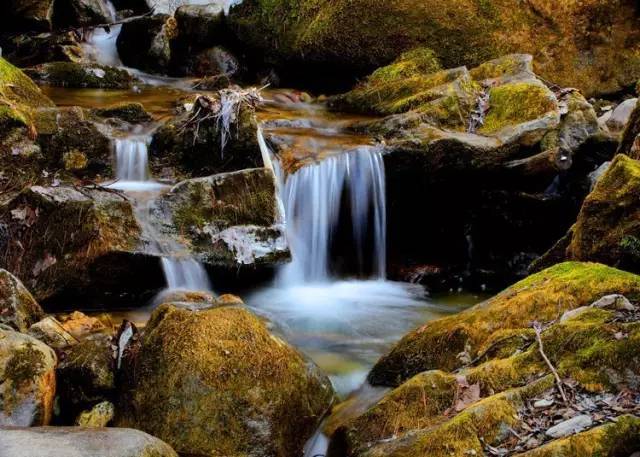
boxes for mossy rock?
[0,269,44,332]
[116,303,335,457]
[0,31,83,68]
[25,62,136,89]
[0,328,57,426]
[0,0,55,32]
[229,0,640,96]
[91,102,153,124]
[368,262,640,387]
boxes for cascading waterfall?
[272,146,387,284]
[110,135,211,292]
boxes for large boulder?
[174,3,225,47]
[368,261,640,387]
[0,328,56,426]
[0,269,44,332]
[0,31,84,67]
[116,302,334,457]
[53,0,114,28]
[116,14,177,74]
[25,62,136,89]
[0,0,56,32]
[229,0,640,96]
[0,427,177,457]
[152,168,288,271]
[0,185,157,304]
[150,92,264,179]
[533,154,640,273]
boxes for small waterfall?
[271,146,387,284]
[82,24,122,67]
[109,134,212,293]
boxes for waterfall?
[109,135,212,293]
[269,144,387,284]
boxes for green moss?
[5,342,47,383]
[479,81,558,134]
[369,262,640,387]
[24,62,135,89]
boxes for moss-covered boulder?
[116,302,334,457]
[57,334,115,419]
[0,427,178,457]
[229,0,640,96]
[25,62,136,89]
[0,269,44,333]
[534,154,640,272]
[0,185,148,303]
[91,102,153,124]
[329,276,640,456]
[116,14,177,74]
[0,31,84,67]
[369,262,640,387]
[0,328,56,426]
[150,92,263,179]
[153,168,289,269]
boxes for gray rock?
[28,316,78,350]
[606,98,637,132]
[591,294,635,311]
[545,414,593,439]
[0,427,177,457]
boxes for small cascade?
[109,134,211,293]
[82,24,122,67]
[272,146,387,284]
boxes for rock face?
[0,186,147,303]
[53,0,114,28]
[1,0,56,32]
[150,92,264,179]
[327,263,640,457]
[153,168,289,269]
[0,328,56,426]
[229,0,640,96]
[25,62,136,89]
[533,154,640,273]
[116,15,177,74]
[0,427,178,457]
[0,270,44,333]
[0,32,84,67]
[117,302,334,457]
[332,53,607,289]
[368,261,640,387]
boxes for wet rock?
[153,168,289,270]
[1,0,56,32]
[180,46,240,78]
[0,427,178,457]
[0,328,56,426]
[25,62,136,89]
[91,102,152,124]
[229,0,640,96]
[116,303,335,457]
[53,0,114,28]
[28,316,78,350]
[0,32,84,67]
[150,91,263,179]
[368,262,640,387]
[0,185,146,303]
[57,333,116,418]
[545,415,593,439]
[174,3,225,47]
[0,269,44,332]
[116,14,177,74]
[76,400,114,427]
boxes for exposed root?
[533,320,568,405]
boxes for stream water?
[41,15,486,454]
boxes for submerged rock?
[0,328,56,426]
[25,62,136,89]
[0,427,178,457]
[0,269,44,332]
[117,303,335,457]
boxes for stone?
[76,400,115,427]
[590,294,635,311]
[59,311,107,340]
[0,427,178,457]
[606,98,637,133]
[0,269,44,332]
[116,14,177,74]
[91,102,153,123]
[53,0,114,28]
[533,398,554,408]
[174,3,225,47]
[28,316,78,349]
[0,328,56,426]
[25,62,136,89]
[180,46,240,78]
[545,415,593,439]
[116,303,334,457]
[1,0,56,32]
[0,32,84,67]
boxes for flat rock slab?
[545,414,593,439]
[0,427,177,457]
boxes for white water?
[109,135,211,293]
[273,146,387,284]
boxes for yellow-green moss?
[369,262,640,386]
[479,81,558,134]
[63,149,88,171]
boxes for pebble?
[533,398,554,408]
[545,415,593,439]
